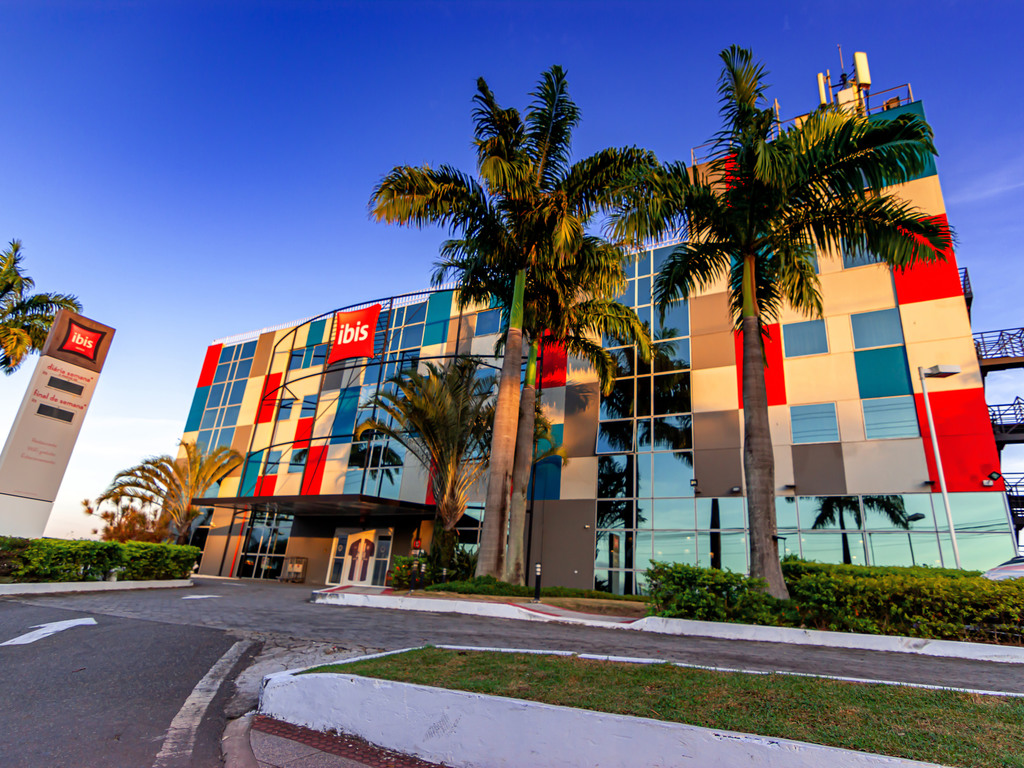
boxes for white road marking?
[180,595,220,600]
[0,618,97,646]
[152,639,254,768]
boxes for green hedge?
[0,537,199,582]
[646,559,1024,644]
[780,558,980,581]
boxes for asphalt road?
[11,577,1024,694]
[0,600,241,768]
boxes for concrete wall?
[285,517,336,585]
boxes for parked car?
[984,556,1024,581]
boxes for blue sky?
[2,1,1022,537]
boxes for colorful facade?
[184,78,1019,591]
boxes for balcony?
[989,397,1024,450]
[975,328,1024,375]
[959,267,973,317]
[1001,472,1024,537]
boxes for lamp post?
[918,365,962,569]
[905,512,926,565]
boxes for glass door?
[237,509,293,579]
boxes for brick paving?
[252,715,447,767]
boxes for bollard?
[442,567,448,584]
[532,563,542,603]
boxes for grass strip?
[307,647,1024,768]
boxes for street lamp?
[918,364,962,569]
[905,512,926,565]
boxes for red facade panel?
[197,344,223,388]
[913,388,1003,493]
[301,445,328,496]
[734,323,786,408]
[255,475,278,497]
[293,417,314,451]
[539,339,568,389]
[893,215,963,305]
[255,373,283,424]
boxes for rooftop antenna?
[838,44,847,86]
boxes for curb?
[0,579,194,596]
[221,714,258,768]
[311,590,1024,665]
[258,662,941,768]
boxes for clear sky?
[2,1,1022,538]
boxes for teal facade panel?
[854,346,913,399]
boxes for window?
[843,251,884,269]
[300,395,318,418]
[278,399,294,420]
[791,403,839,443]
[265,450,282,474]
[288,350,304,370]
[655,300,688,340]
[476,308,502,336]
[288,450,307,473]
[863,396,919,439]
[783,319,828,357]
[852,309,903,349]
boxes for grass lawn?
[308,648,1024,768]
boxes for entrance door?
[341,530,377,587]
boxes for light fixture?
[730,486,741,494]
[918,364,963,569]
[783,484,797,490]
[689,479,698,487]
[988,471,1003,481]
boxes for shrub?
[0,536,32,580]
[119,542,200,580]
[14,540,125,582]
[780,557,979,581]
[645,562,789,624]
[424,575,651,602]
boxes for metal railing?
[959,267,973,309]
[975,328,1024,361]
[989,398,1024,431]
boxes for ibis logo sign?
[58,321,105,363]
[328,304,381,364]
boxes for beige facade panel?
[904,338,984,393]
[469,335,499,356]
[890,174,946,217]
[836,398,866,443]
[816,265,895,316]
[197,506,237,576]
[768,404,791,447]
[229,425,253,467]
[274,471,302,496]
[318,461,348,495]
[842,438,930,495]
[773,444,795,492]
[563,382,600,457]
[251,422,276,454]
[899,296,972,345]
[398,455,430,505]
[565,355,599,386]
[691,367,738,413]
[783,352,859,405]
[327,443,350,463]
[446,316,474,356]
[692,410,741,450]
[540,387,566,424]
[239,380,264,425]
[691,331,734,370]
[560,456,597,499]
[825,315,854,354]
[218,475,240,498]
[689,292,733,336]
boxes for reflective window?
[783,319,828,357]
[644,414,693,451]
[954,533,1016,571]
[650,498,695,529]
[798,496,861,531]
[867,532,943,568]
[475,309,502,336]
[696,497,745,528]
[651,338,690,372]
[800,531,867,565]
[300,394,318,418]
[597,500,634,529]
[776,496,799,529]
[852,308,903,349]
[790,403,839,443]
[278,398,294,420]
[863,396,919,439]
[597,420,634,453]
[652,531,697,567]
[842,251,884,269]
[597,455,633,498]
[651,451,694,497]
[655,300,688,339]
[947,493,1011,533]
[652,371,690,415]
[698,531,747,572]
[600,379,634,420]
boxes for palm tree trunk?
[740,256,789,599]
[504,340,539,584]
[476,269,527,578]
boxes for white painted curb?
[312,590,1024,665]
[258,666,940,768]
[0,579,193,595]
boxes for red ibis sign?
[327,304,381,364]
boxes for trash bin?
[279,557,308,584]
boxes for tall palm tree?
[354,358,494,567]
[612,47,952,598]
[371,67,655,577]
[98,442,243,544]
[435,234,652,583]
[0,240,82,374]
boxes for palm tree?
[809,495,910,565]
[98,442,243,544]
[612,47,952,598]
[354,358,494,568]
[435,234,652,583]
[371,67,655,577]
[0,240,82,373]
